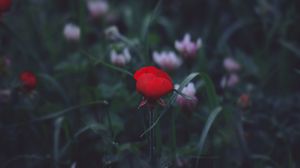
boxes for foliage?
[1,0,300,167]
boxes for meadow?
[0,0,300,167]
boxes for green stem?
[155,111,162,156]
[171,110,177,160]
[106,110,114,140]
[53,117,64,168]
[148,108,156,166]
[234,109,251,166]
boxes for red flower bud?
[0,0,12,13]
[237,94,251,109]
[134,66,173,108]
[20,71,37,92]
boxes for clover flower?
[0,0,11,17]
[87,0,109,18]
[223,57,241,72]
[153,51,182,70]
[175,83,197,109]
[175,33,202,59]
[220,73,239,88]
[0,89,11,103]
[110,48,131,66]
[63,23,81,41]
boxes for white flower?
[63,23,80,41]
[70,162,76,168]
[220,73,239,88]
[110,48,131,66]
[223,57,241,72]
[104,26,120,40]
[175,33,202,58]
[175,83,197,108]
[0,89,11,103]
[153,51,182,70]
[87,0,109,18]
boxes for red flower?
[0,0,11,13]
[20,71,37,92]
[134,66,173,108]
[237,94,251,109]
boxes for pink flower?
[4,57,11,67]
[220,73,239,88]
[175,83,197,108]
[175,33,202,59]
[110,48,131,66]
[153,51,182,70]
[63,23,80,41]
[0,89,11,103]
[223,57,241,72]
[70,162,76,168]
[87,0,109,18]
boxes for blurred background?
[1,0,300,167]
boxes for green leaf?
[195,107,222,168]
[197,107,222,151]
[141,0,163,40]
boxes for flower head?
[20,71,37,92]
[0,89,11,103]
[223,57,241,72]
[87,0,109,18]
[63,23,81,41]
[175,83,197,109]
[0,0,11,15]
[104,26,120,41]
[110,48,131,66]
[237,94,251,109]
[220,73,239,88]
[175,33,202,59]
[134,66,173,108]
[153,51,182,70]
[4,56,11,67]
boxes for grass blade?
[279,40,300,59]
[38,73,70,105]
[33,100,108,122]
[200,73,219,109]
[59,123,107,158]
[53,117,64,168]
[195,107,222,168]
[81,50,134,77]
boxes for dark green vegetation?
[1,0,300,167]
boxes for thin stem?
[106,110,114,140]
[234,109,251,166]
[171,110,177,161]
[155,111,162,156]
[148,108,156,166]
